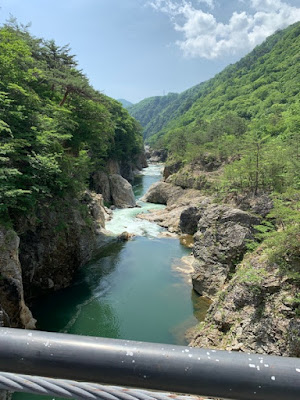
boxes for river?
[13,163,210,400]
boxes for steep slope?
[129,22,300,144]
[117,98,134,108]
[128,85,207,140]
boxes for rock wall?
[92,157,145,207]
[0,228,36,328]
[141,175,298,356]
[192,205,260,297]
[190,249,300,357]
[15,192,108,300]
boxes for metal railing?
[0,328,299,400]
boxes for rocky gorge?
[139,157,299,357]
[0,157,146,330]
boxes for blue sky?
[0,0,299,103]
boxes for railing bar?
[0,328,299,400]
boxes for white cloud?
[149,0,300,59]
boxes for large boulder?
[192,204,260,297]
[92,170,111,204]
[109,174,136,208]
[142,182,184,205]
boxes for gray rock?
[92,170,111,204]
[16,192,108,299]
[0,227,36,328]
[109,174,136,208]
[192,204,260,297]
[163,161,182,180]
[179,206,202,234]
[142,182,184,205]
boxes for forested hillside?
[133,22,300,352]
[131,22,299,150]
[117,98,133,108]
[128,86,206,139]
[0,20,143,223]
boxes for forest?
[129,22,300,290]
[0,20,143,224]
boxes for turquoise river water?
[13,164,210,400]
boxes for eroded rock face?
[17,193,107,299]
[92,171,111,204]
[192,205,260,297]
[147,149,167,163]
[163,161,182,180]
[190,252,300,357]
[0,228,36,328]
[179,207,202,235]
[109,174,136,208]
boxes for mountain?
[117,98,134,108]
[129,22,300,144]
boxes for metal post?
[0,328,299,400]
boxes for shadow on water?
[31,241,126,336]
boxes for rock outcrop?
[179,206,202,235]
[92,171,111,204]
[192,205,260,297]
[139,181,207,232]
[141,181,184,205]
[0,228,36,328]
[109,174,136,208]
[15,192,109,299]
[147,148,167,163]
[190,250,300,357]
[92,157,143,206]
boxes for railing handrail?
[0,328,299,400]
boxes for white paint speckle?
[143,375,147,379]
[211,350,216,353]
[271,376,276,381]
[126,351,134,357]
[216,359,220,362]
[260,360,263,364]
[28,333,32,337]
[248,358,252,361]
[44,340,50,347]
[198,357,201,360]
[188,354,192,358]
[264,364,269,368]
[296,368,300,373]
[208,356,211,359]
[249,364,256,368]
[256,366,260,371]
[206,352,210,355]
[132,360,135,363]
[185,349,189,353]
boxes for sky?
[0,0,299,103]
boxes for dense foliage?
[131,22,300,195]
[131,22,300,284]
[0,20,143,220]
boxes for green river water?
[13,164,210,400]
